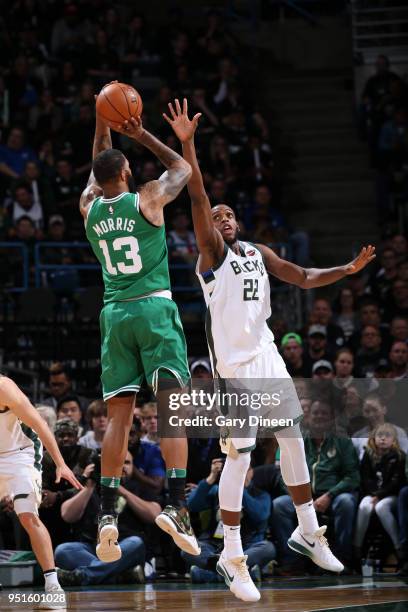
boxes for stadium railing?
[0,242,29,292]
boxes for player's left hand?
[55,463,84,490]
[163,98,202,142]
[344,245,376,275]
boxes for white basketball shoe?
[288,525,344,572]
[216,552,261,602]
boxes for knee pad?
[219,452,251,512]
[275,423,310,487]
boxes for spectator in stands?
[128,417,165,496]
[21,160,54,218]
[51,158,82,233]
[41,215,79,268]
[353,424,405,563]
[79,400,107,450]
[28,88,63,139]
[281,333,309,378]
[167,208,197,258]
[390,316,408,344]
[385,280,408,321]
[340,384,366,436]
[56,450,160,586]
[247,184,310,266]
[391,234,408,266]
[50,3,90,59]
[6,214,38,286]
[141,402,159,445]
[7,182,43,230]
[388,341,408,380]
[36,404,57,431]
[303,325,333,376]
[308,298,345,351]
[397,260,408,284]
[348,298,389,352]
[0,126,37,180]
[369,248,398,302]
[361,55,404,145]
[167,208,197,290]
[273,400,359,570]
[182,457,275,582]
[354,325,387,377]
[312,360,334,380]
[86,28,119,87]
[333,348,355,388]
[353,393,408,459]
[398,455,408,574]
[190,358,212,379]
[332,287,357,341]
[40,418,95,547]
[57,395,85,437]
[43,362,88,412]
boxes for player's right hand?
[115,116,146,140]
[163,98,202,143]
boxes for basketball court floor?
[1,575,408,611]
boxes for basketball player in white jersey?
[0,375,82,608]
[164,99,376,602]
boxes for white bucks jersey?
[197,241,274,377]
[0,405,42,470]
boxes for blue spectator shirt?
[0,145,38,175]
[133,440,165,478]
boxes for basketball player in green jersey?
[79,101,200,563]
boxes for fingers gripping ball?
[96,82,143,129]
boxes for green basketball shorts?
[99,297,190,400]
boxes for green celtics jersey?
[85,191,170,303]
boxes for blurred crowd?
[360,54,408,228]
[0,0,311,294]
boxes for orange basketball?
[96,82,143,129]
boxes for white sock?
[44,570,60,590]
[295,501,319,535]
[223,524,244,559]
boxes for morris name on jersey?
[92,216,135,237]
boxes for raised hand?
[345,245,376,275]
[163,98,202,143]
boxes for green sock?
[100,476,120,516]
[166,468,187,479]
[166,468,187,508]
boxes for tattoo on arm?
[138,130,184,169]
[93,131,112,160]
[158,164,192,201]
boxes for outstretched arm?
[0,377,83,490]
[257,244,376,289]
[163,98,224,268]
[79,110,111,221]
[112,116,192,226]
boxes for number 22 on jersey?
[99,237,142,275]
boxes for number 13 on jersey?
[99,237,142,275]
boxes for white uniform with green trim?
[0,405,43,514]
[197,241,303,452]
[197,241,276,377]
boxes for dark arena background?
[0,0,408,610]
